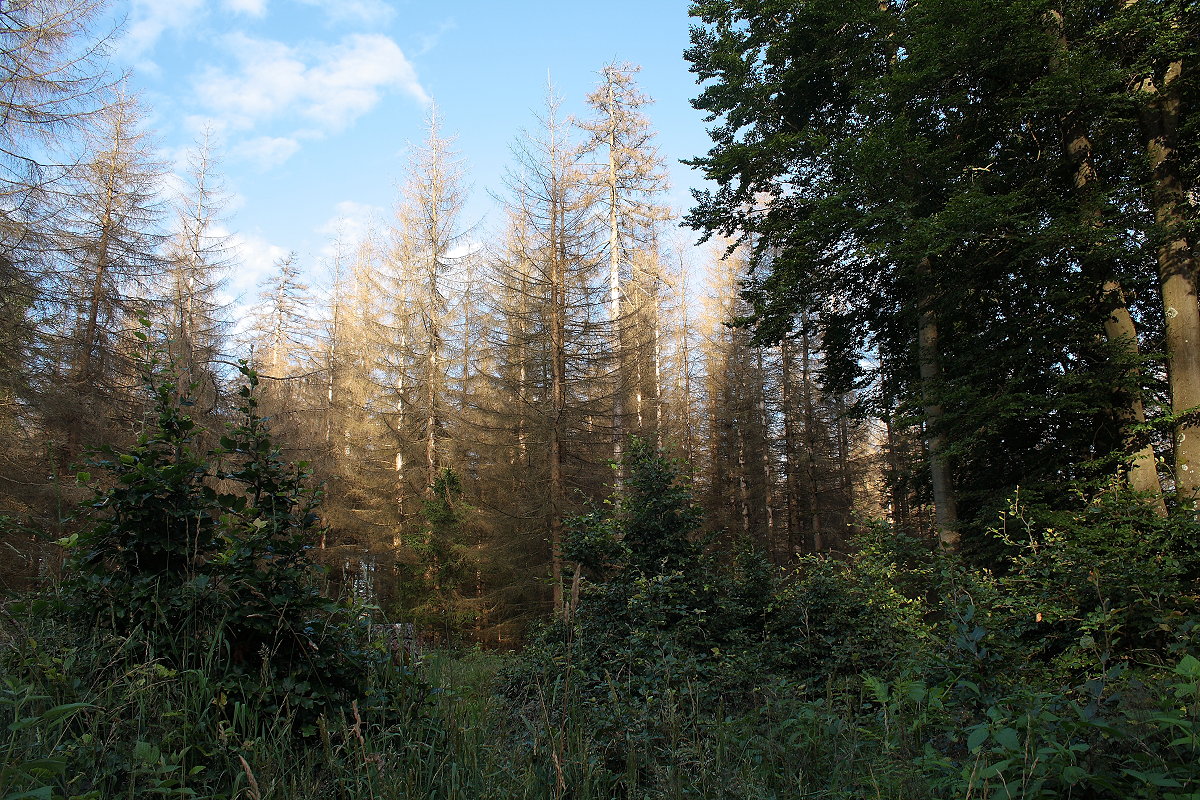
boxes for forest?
[1,0,1199,798]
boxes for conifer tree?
[579,63,671,460]
[485,85,610,616]
[0,0,117,549]
[48,87,165,470]
[159,129,232,412]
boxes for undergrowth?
[1,385,1198,798]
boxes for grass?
[3,604,1199,800]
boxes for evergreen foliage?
[61,336,377,729]
[507,440,929,780]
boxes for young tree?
[65,352,376,725]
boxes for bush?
[60,354,378,731]
[502,439,936,794]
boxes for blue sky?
[111,0,713,304]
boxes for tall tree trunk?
[781,340,802,558]
[799,322,823,552]
[652,289,663,449]
[756,346,776,554]
[835,394,854,540]
[1050,8,1165,513]
[426,345,438,494]
[918,257,959,547]
[677,251,697,478]
[549,188,567,616]
[884,415,911,530]
[736,419,751,539]
[606,79,625,474]
[1139,58,1200,508]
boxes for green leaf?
[133,740,161,764]
[7,716,43,732]
[993,727,1020,751]
[16,758,67,775]
[978,759,1012,780]
[1123,769,1183,788]
[967,725,988,752]
[40,702,91,723]
[1175,654,1200,680]
[2,788,54,800]
[863,674,888,704]
[1061,765,1088,783]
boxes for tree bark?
[781,340,802,558]
[918,257,959,547]
[1139,58,1200,508]
[799,322,823,552]
[1050,8,1165,513]
[549,175,567,616]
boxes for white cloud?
[294,0,396,26]
[303,34,429,127]
[319,200,384,243]
[122,0,206,57]
[194,36,306,128]
[228,231,289,302]
[194,32,428,135]
[416,18,457,56]
[446,242,482,260]
[153,166,189,211]
[234,135,301,170]
[222,0,269,16]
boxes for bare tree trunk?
[918,258,959,547]
[426,346,438,493]
[756,346,776,553]
[799,323,823,552]
[1049,8,1165,513]
[653,290,663,449]
[606,79,625,473]
[781,340,802,558]
[884,416,911,529]
[1139,59,1200,509]
[836,394,854,540]
[677,250,697,478]
[549,186,567,616]
[736,421,751,539]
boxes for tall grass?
[4,600,1199,800]
[1,610,886,799]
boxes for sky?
[109,0,715,306]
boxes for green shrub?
[60,352,378,731]
[503,439,937,795]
